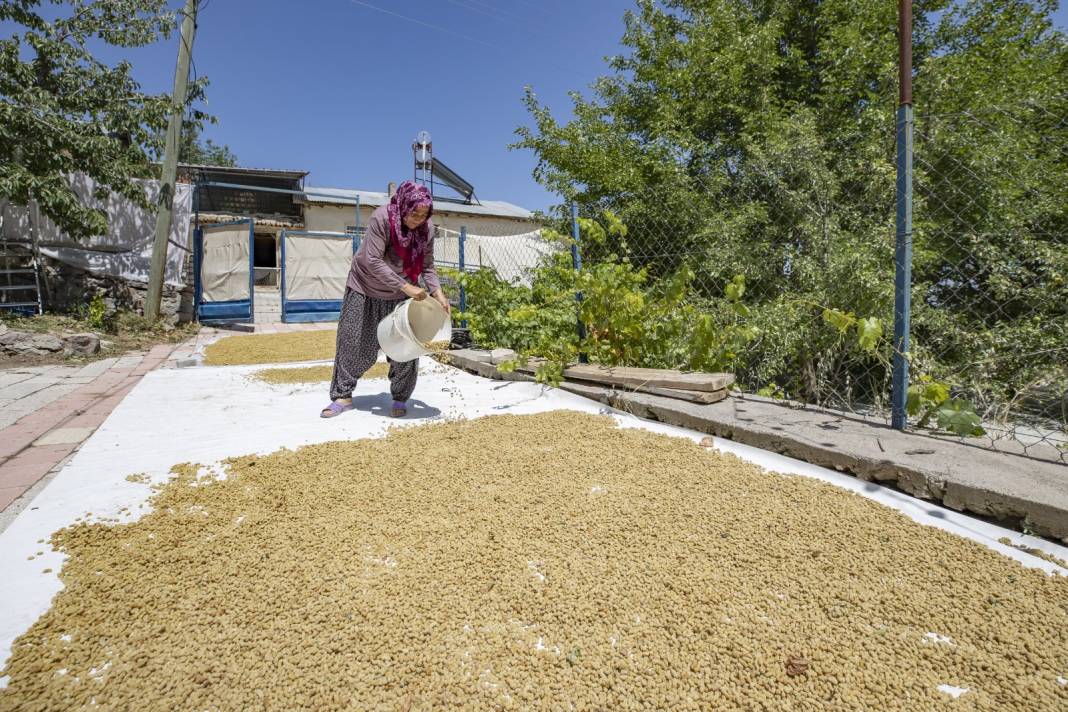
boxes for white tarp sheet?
[436,228,558,286]
[200,224,250,303]
[0,174,193,287]
[284,233,351,301]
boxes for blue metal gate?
[280,230,359,323]
[195,219,254,323]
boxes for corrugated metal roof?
[301,186,532,220]
[176,163,309,178]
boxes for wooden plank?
[632,384,727,404]
[561,364,734,392]
[513,359,545,375]
[566,378,728,404]
[513,360,728,404]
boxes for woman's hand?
[433,290,451,315]
[402,284,427,301]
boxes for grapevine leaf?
[935,399,986,437]
[725,275,746,302]
[922,382,950,404]
[756,383,785,399]
[577,217,606,245]
[731,301,750,317]
[906,384,924,416]
[856,316,882,352]
[603,210,628,237]
[507,306,537,322]
[822,308,855,333]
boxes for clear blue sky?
[7,1,1068,211]
[111,0,638,211]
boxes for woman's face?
[404,205,430,230]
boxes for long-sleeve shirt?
[346,204,442,300]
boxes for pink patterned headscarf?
[387,181,434,284]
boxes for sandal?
[321,400,354,418]
[390,400,407,418]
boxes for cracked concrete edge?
[444,350,1068,544]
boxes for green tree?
[179,119,237,167]
[0,0,215,238]
[512,0,1067,423]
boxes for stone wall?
[39,254,195,325]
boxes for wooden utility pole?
[145,0,198,322]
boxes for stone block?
[62,333,101,356]
[489,349,517,365]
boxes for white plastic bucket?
[376,297,449,362]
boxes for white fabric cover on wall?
[200,225,250,303]
[436,229,559,287]
[0,174,193,287]
[283,234,351,301]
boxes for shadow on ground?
[350,394,441,420]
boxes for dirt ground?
[0,313,195,368]
[1,412,1065,710]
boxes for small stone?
[0,327,24,346]
[62,333,101,356]
[2,331,65,354]
[785,656,810,676]
[33,333,63,350]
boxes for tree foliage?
[507,0,1067,428]
[179,119,237,167]
[0,0,216,238]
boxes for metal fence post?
[279,228,288,323]
[571,202,588,363]
[891,0,914,430]
[353,195,361,252]
[459,225,467,328]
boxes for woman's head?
[391,181,433,232]
[404,204,430,230]
[386,181,434,284]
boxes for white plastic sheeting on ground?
[283,233,351,301]
[0,174,193,287]
[436,228,559,286]
[0,359,1066,674]
[200,224,250,303]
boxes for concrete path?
[0,345,179,527]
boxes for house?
[1,162,540,325]
[299,187,534,236]
[185,166,539,324]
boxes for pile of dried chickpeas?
[1,412,1065,710]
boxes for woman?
[321,181,449,419]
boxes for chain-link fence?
[443,95,1066,463]
[912,97,1068,460]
